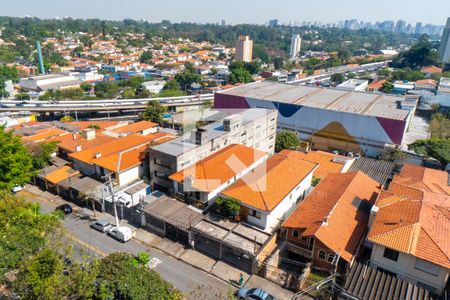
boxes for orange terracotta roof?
[169,144,267,193]
[283,172,380,262]
[421,65,443,74]
[415,79,437,85]
[111,120,158,135]
[279,150,350,179]
[44,165,80,184]
[221,153,317,211]
[368,194,450,268]
[57,132,117,153]
[22,128,69,144]
[392,164,450,196]
[73,132,175,171]
[368,80,386,90]
[68,121,120,131]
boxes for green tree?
[139,51,153,63]
[408,138,450,169]
[0,127,34,190]
[175,70,202,91]
[28,141,58,170]
[163,79,182,91]
[14,248,66,299]
[392,68,425,82]
[330,73,345,85]
[141,101,167,124]
[159,89,186,97]
[377,67,392,79]
[275,130,300,152]
[429,113,450,138]
[60,87,84,100]
[80,82,93,92]
[338,48,351,63]
[123,87,136,99]
[0,195,62,279]
[229,68,252,84]
[15,92,30,100]
[391,35,440,69]
[216,197,241,217]
[96,253,181,300]
[380,81,394,93]
[94,81,120,98]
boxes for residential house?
[367,164,450,296]
[220,153,317,232]
[282,171,380,272]
[104,120,158,138]
[278,150,354,179]
[70,133,174,186]
[421,66,443,78]
[169,144,268,209]
[415,79,437,93]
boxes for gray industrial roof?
[220,81,415,121]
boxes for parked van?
[108,226,132,242]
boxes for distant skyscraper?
[415,22,422,34]
[221,19,226,26]
[290,34,302,59]
[439,18,450,64]
[268,19,278,28]
[235,35,253,62]
[395,20,406,33]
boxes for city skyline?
[2,0,449,26]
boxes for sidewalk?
[21,184,295,299]
[133,228,294,299]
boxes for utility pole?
[103,173,120,227]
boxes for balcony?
[285,242,313,259]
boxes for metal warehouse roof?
[219,81,414,121]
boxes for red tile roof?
[283,172,380,262]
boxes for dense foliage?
[141,101,167,124]
[275,130,300,152]
[0,127,34,191]
[408,138,450,169]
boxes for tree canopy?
[275,130,300,152]
[0,127,34,191]
[408,138,450,169]
[391,35,440,69]
[141,101,167,124]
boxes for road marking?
[147,257,162,269]
[68,234,108,257]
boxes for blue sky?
[2,0,448,25]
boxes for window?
[318,250,326,259]
[154,158,170,168]
[250,210,261,219]
[383,247,399,261]
[327,253,335,263]
[301,236,308,242]
[415,259,440,276]
[154,171,167,179]
[292,230,299,238]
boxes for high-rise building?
[394,20,406,33]
[290,34,302,59]
[221,19,226,26]
[235,35,253,62]
[415,22,422,34]
[268,19,278,28]
[439,18,450,64]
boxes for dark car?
[237,288,276,300]
[55,204,73,215]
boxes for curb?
[132,230,243,288]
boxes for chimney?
[83,128,96,141]
[75,145,82,152]
[94,152,102,159]
[368,205,379,228]
[72,133,77,140]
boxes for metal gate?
[193,231,221,260]
[222,244,254,274]
[166,224,189,244]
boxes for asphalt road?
[26,192,231,294]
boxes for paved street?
[19,188,232,296]
[18,186,294,299]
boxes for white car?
[108,226,132,242]
[11,185,23,193]
[90,220,113,233]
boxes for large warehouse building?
[214,81,418,156]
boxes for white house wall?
[370,244,449,295]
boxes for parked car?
[11,185,23,193]
[90,220,113,233]
[237,288,276,300]
[55,204,73,215]
[108,226,132,242]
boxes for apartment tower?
[235,35,253,62]
[290,34,302,59]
